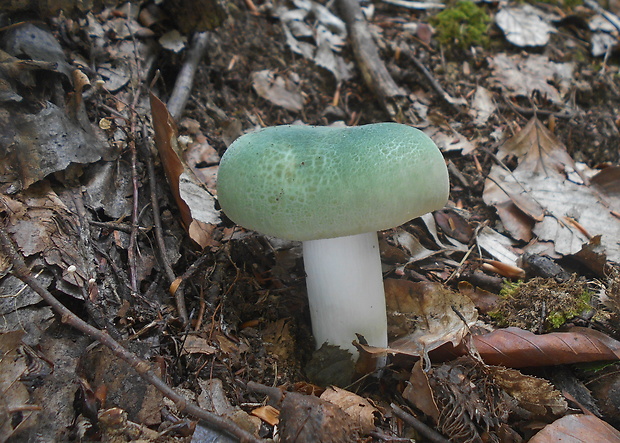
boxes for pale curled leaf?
[495,4,556,47]
[489,366,567,418]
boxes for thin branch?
[167,32,210,120]
[140,124,188,324]
[391,403,450,443]
[393,42,466,111]
[336,0,407,119]
[0,227,263,443]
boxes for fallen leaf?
[489,366,567,418]
[529,414,620,442]
[384,280,477,360]
[251,405,280,426]
[489,54,573,104]
[150,91,220,248]
[320,386,378,435]
[471,86,497,126]
[495,4,556,47]
[483,116,620,262]
[473,327,620,368]
[279,391,358,443]
[251,70,304,112]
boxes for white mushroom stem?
[302,232,388,359]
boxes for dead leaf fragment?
[251,70,304,112]
[484,116,620,262]
[489,54,573,104]
[150,91,220,248]
[529,414,620,442]
[489,366,567,418]
[495,4,556,47]
[320,386,378,435]
[279,391,358,442]
[384,280,477,360]
[473,327,620,368]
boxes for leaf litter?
[0,0,620,441]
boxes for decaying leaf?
[495,4,556,47]
[150,91,219,248]
[276,0,352,82]
[472,327,620,368]
[0,330,37,441]
[406,356,516,442]
[471,86,497,127]
[489,54,573,104]
[251,70,304,112]
[483,116,620,262]
[529,414,620,442]
[320,386,379,435]
[1,183,89,295]
[489,366,567,418]
[279,391,358,442]
[383,280,477,361]
[0,102,109,192]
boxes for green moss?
[489,277,593,332]
[431,1,491,49]
[530,0,582,9]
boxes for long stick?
[0,227,263,443]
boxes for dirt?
[2,0,620,441]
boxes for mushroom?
[217,123,449,359]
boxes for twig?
[246,381,284,403]
[140,124,188,324]
[336,0,407,119]
[393,42,466,111]
[390,403,450,443]
[167,32,210,120]
[0,227,263,443]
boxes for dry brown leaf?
[181,336,217,356]
[279,391,358,442]
[0,330,37,441]
[496,117,582,179]
[149,91,219,248]
[483,116,620,262]
[434,208,474,244]
[488,366,567,418]
[473,327,620,368]
[402,360,439,421]
[320,386,378,435]
[251,405,280,426]
[458,281,500,314]
[529,414,620,442]
[384,280,477,359]
[251,70,304,112]
[489,54,573,105]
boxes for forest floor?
[1,0,620,441]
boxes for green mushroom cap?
[217,123,449,241]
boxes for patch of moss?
[431,1,491,49]
[531,0,582,9]
[488,276,593,332]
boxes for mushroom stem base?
[302,232,388,359]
